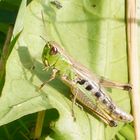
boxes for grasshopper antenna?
[40,10,49,40]
[40,35,48,43]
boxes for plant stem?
[34,111,46,140]
[126,0,140,140]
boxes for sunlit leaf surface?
[0,0,132,139]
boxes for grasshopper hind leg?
[71,87,118,127]
[99,76,132,91]
[109,120,117,127]
[61,75,118,126]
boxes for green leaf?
[0,30,21,93]
[0,9,17,24]
[0,0,21,24]
[119,124,135,140]
[0,0,21,11]
[0,0,133,140]
[114,133,125,140]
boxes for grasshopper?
[40,41,133,127]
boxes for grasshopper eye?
[50,47,58,55]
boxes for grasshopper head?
[42,41,60,68]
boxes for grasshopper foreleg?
[99,76,132,91]
[39,68,58,89]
